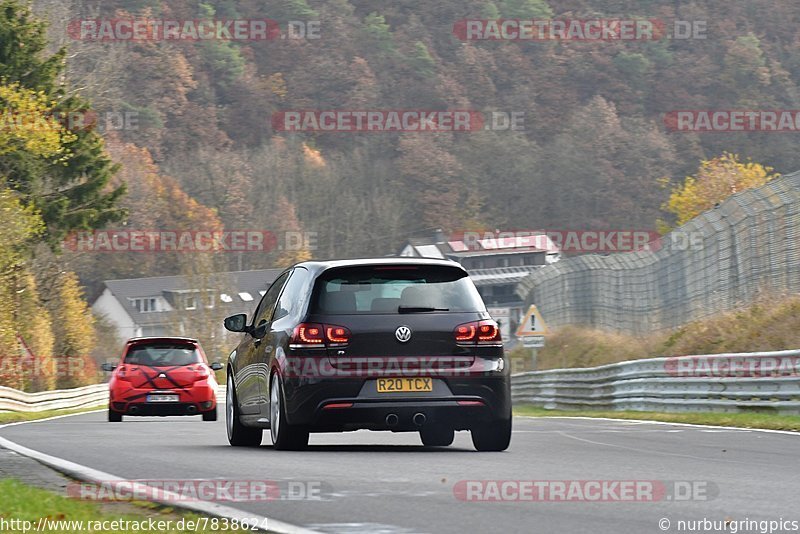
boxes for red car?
[102,337,223,422]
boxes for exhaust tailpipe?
[413,413,426,427]
[187,405,197,414]
[129,406,138,414]
[385,413,399,427]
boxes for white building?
[91,269,282,341]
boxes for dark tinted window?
[253,271,290,326]
[124,343,200,366]
[275,267,310,320]
[311,265,485,314]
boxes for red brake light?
[116,365,132,381]
[455,320,501,344]
[192,365,210,378]
[455,324,476,342]
[294,323,325,344]
[292,323,351,348]
[477,321,500,342]
[325,325,350,344]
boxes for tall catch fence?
[516,171,800,333]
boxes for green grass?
[0,479,249,533]
[529,294,800,372]
[514,405,800,431]
[0,405,106,425]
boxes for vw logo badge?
[158,373,167,378]
[395,326,412,343]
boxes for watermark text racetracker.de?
[450,229,705,253]
[0,516,269,532]
[272,110,525,132]
[454,480,717,502]
[67,479,330,502]
[0,354,90,382]
[664,110,800,132]
[62,230,318,253]
[452,19,706,41]
[0,110,139,133]
[68,18,320,41]
[665,354,800,378]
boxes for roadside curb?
[0,412,320,534]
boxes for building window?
[185,296,196,310]
[131,298,157,313]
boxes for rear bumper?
[109,382,217,416]
[310,397,496,431]
[110,402,215,416]
[281,376,511,431]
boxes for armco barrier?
[511,349,800,414]
[0,385,226,413]
[4,357,798,416]
[0,384,108,413]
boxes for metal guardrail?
[0,385,227,413]
[0,384,108,413]
[511,349,800,414]
[4,354,798,416]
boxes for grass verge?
[0,405,106,425]
[0,479,249,533]
[514,405,800,432]
[516,293,800,372]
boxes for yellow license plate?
[377,377,433,393]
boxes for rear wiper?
[397,306,449,313]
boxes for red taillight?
[192,365,210,379]
[477,321,500,342]
[294,323,325,344]
[455,324,476,342]
[116,365,132,381]
[291,323,350,347]
[325,325,350,344]
[454,320,501,344]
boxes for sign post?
[515,305,548,370]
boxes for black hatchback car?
[223,258,511,451]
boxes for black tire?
[202,406,217,421]
[226,374,263,447]
[108,408,122,422]
[420,426,455,447]
[471,418,512,451]
[270,376,308,450]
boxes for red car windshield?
[124,343,200,367]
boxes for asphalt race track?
[2,411,799,534]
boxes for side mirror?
[224,313,248,333]
[101,362,117,372]
[210,362,224,371]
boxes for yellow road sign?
[516,305,548,337]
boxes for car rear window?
[311,265,485,314]
[124,343,200,366]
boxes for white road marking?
[518,416,800,436]
[0,410,317,534]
